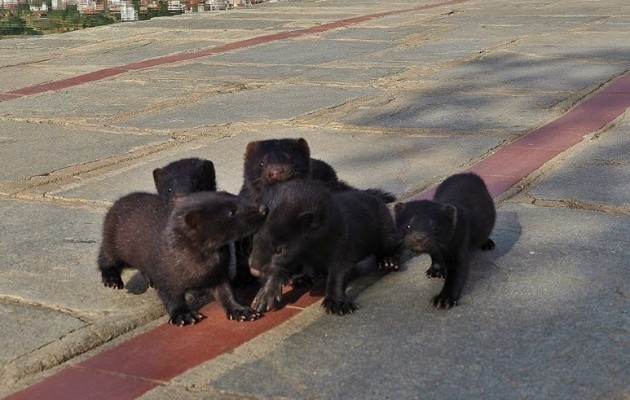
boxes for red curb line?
[0,0,464,102]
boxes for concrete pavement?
[1,0,628,398]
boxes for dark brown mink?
[153,158,216,208]
[234,138,396,286]
[248,179,401,316]
[97,191,267,325]
[394,172,496,309]
[238,138,395,203]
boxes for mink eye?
[273,247,283,255]
[228,209,236,217]
[167,187,173,193]
[404,224,412,232]
[258,161,265,168]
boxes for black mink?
[249,179,401,316]
[97,191,267,325]
[394,172,496,308]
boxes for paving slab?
[0,303,85,367]
[0,121,169,183]
[51,128,504,203]
[0,198,161,314]
[112,85,379,130]
[529,117,630,209]
[338,89,565,133]
[0,77,237,122]
[507,32,630,62]
[210,36,395,66]
[425,52,627,92]
[142,61,406,85]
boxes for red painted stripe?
[6,68,128,98]
[0,0,464,101]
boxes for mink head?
[243,138,312,192]
[170,191,267,251]
[153,158,217,208]
[249,179,332,278]
[394,200,457,254]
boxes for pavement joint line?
[6,69,630,399]
[0,0,466,103]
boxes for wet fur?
[249,179,401,316]
[97,191,266,325]
[394,173,496,308]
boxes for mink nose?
[258,205,268,216]
[410,232,430,244]
[267,166,286,180]
[249,267,261,278]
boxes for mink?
[234,138,395,285]
[152,157,217,208]
[238,137,395,203]
[248,179,401,316]
[394,172,496,309]
[97,191,267,325]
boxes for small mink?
[249,179,401,316]
[394,172,496,308]
[97,191,267,325]
[153,157,216,208]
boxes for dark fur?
[235,138,395,285]
[394,173,496,309]
[238,138,395,203]
[97,191,267,325]
[153,158,216,208]
[249,179,401,316]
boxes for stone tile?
[51,128,504,203]
[0,199,160,314]
[113,85,379,130]
[0,121,168,182]
[0,303,85,366]
[339,90,564,133]
[530,118,630,208]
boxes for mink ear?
[295,138,311,159]
[297,211,319,231]
[443,204,458,226]
[184,209,203,230]
[152,168,163,186]
[200,160,217,190]
[244,141,259,160]
[393,202,405,216]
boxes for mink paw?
[227,307,262,322]
[169,310,205,326]
[252,283,283,313]
[101,274,124,289]
[430,294,457,309]
[479,238,496,251]
[321,298,358,316]
[377,256,400,271]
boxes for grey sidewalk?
[1,0,629,398]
